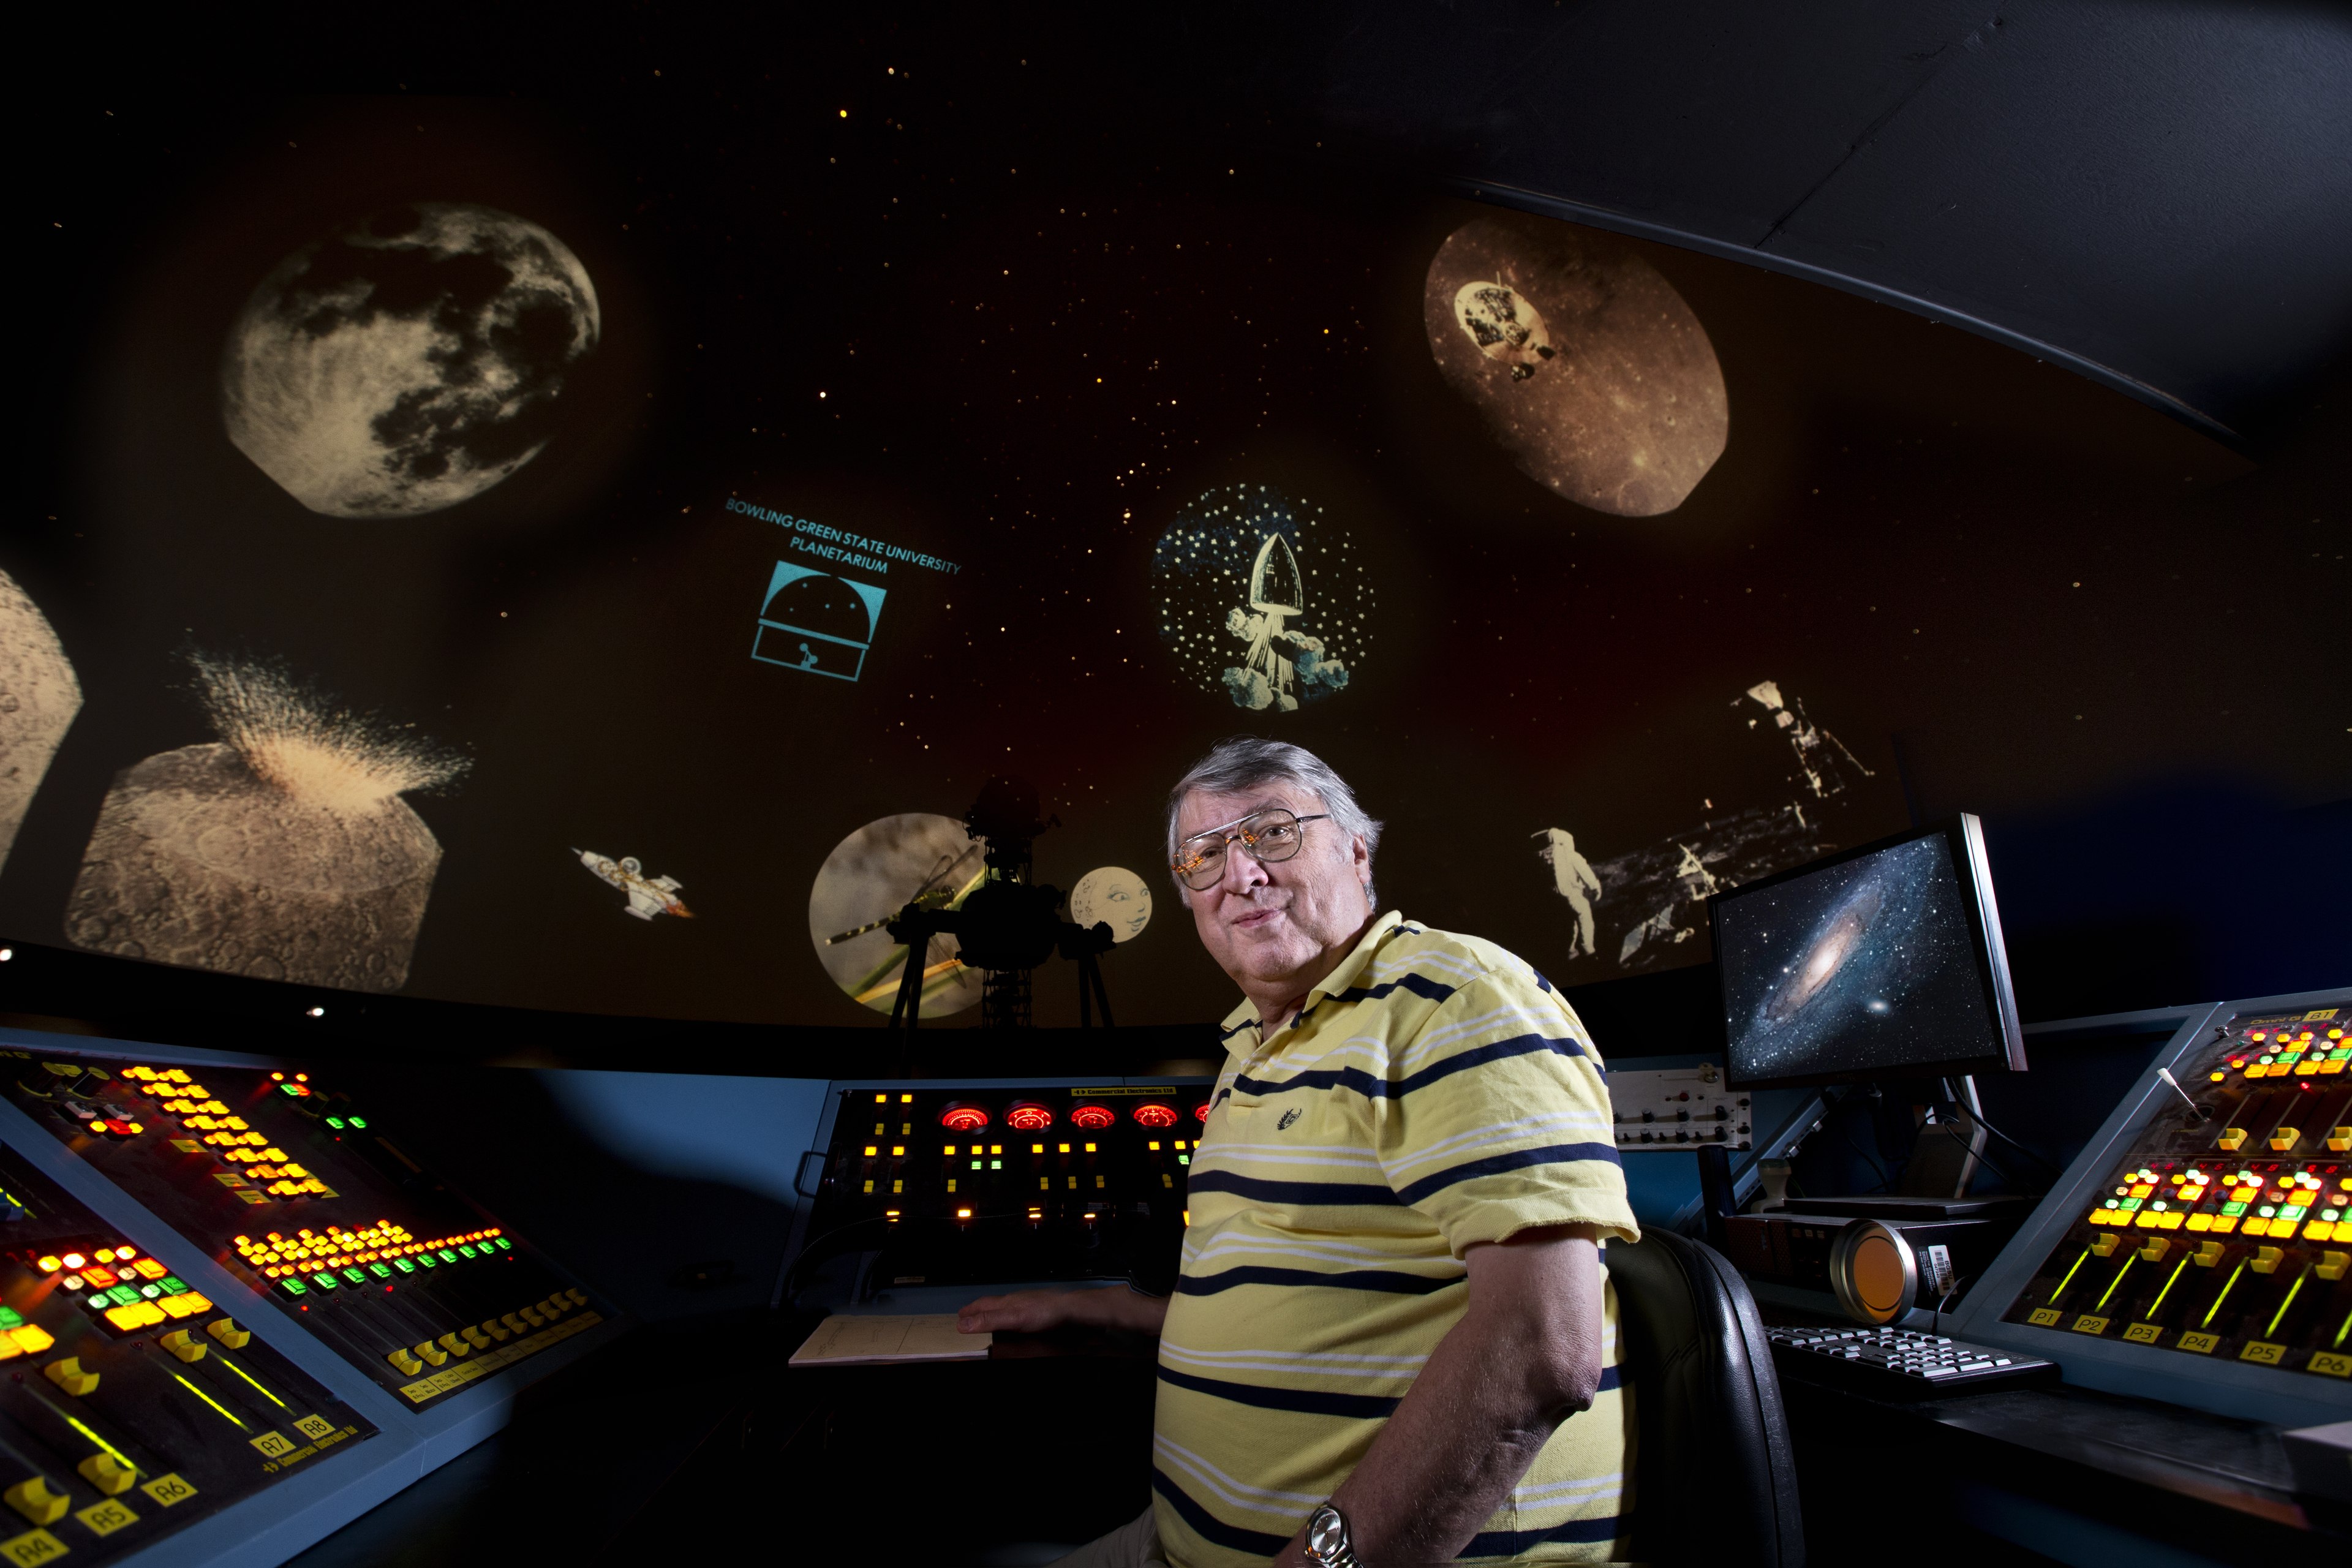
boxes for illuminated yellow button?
[78,1453,138,1495]
[387,1347,423,1375]
[159,1329,206,1364]
[105,1303,162,1332]
[8,1325,55,1355]
[2250,1245,2285,1275]
[4,1476,69,1526]
[2185,1213,2214,1231]
[157,1293,202,1319]
[207,1317,252,1349]
[43,1357,100,1396]
[2212,1215,2239,1234]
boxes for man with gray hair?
[963,737,1638,1566]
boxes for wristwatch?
[1303,1502,1360,1568]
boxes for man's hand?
[957,1285,1169,1337]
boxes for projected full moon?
[222,204,601,518]
[1150,484,1374,712]
[1423,215,1726,516]
[1069,867,1153,944]
[807,813,987,1019]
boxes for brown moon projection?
[64,655,466,990]
[0,570,82,873]
[807,813,987,1019]
[1423,216,1727,516]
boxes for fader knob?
[42,1357,99,1396]
[159,1329,207,1363]
[77,1454,138,1495]
[3,1476,67,1526]
[388,1347,424,1376]
[413,1341,448,1368]
[207,1317,252,1348]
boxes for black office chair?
[1608,1228,1806,1566]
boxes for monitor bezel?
[1710,813,2027,1090]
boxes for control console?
[788,1078,1211,1304]
[1953,989,2352,1426]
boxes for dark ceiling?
[1288,1,2352,447]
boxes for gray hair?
[1164,736,1383,903]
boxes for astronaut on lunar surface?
[575,850,693,921]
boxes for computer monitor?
[1712,814,2026,1090]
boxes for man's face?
[1177,782,1373,1004]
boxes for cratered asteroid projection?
[222,204,601,518]
[64,655,467,991]
[0,570,82,872]
[808,813,987,1019]
[1423,216,1727,516]
[1151,484,1373,712]
[1069,867,1153,944]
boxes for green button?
[457,1245,478,1259]
[416,1253,437,1269]
[280,1278,308,1297]
[1178,1155,1191,1166]
[0,1306,21,1330]
[349,1116,368,1129]
[325,1116,345,1129]
[311,1272,338,1291]
[107,1284,141,1306]
[2280,1206,2308,1221]
[495,1238,511,1251]
[342,1267,366,1284]
[2223,1201,2247,1215]
[438,1249,458,1264]
[990,1160,1002,1170]
[369,1262,392,1278]
[392,1257,416,1274]
[157,1275,189,1296]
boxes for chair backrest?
[1608,1229,1806,1566]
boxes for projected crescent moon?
[807,813,987,1018]
[1423,215,1727,516]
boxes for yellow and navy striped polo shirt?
[1153,912,1640,1566]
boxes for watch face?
[1308,1505,1345,1557]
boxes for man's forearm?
[1287,1229,1605,1567]
[1319,1304,1575,1563]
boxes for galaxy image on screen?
[1719,835,1999,1085]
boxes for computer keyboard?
[1766,1324,2059,1398]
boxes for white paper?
[788,1313,992,1366]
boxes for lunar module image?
[575,850,694,920]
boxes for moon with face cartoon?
[1069,867,1153,944]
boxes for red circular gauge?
[1133,1103,1178,1128]
[1194,1103,1211,1123]
[1069,1104,1116,1131]
[938,1102,990,1133]
[1006,1102,1055,1131]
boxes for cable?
[1939,1099,2064,1182]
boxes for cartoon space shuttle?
[575,850,693,921]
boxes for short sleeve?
[1374,969,1639,1255]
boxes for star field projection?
[1150,484,1374,711]
[1717,836,1996,1084]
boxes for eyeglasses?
[1170,809,1330,890]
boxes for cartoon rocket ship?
[575,850,693,921]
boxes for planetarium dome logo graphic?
[1148,484,1374,713]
